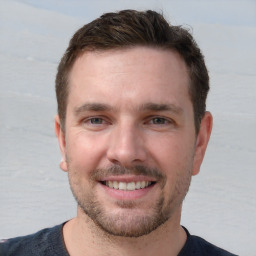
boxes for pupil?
[92,118,102,124]
[154,118,164,124]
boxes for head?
[54,10,212,238]
[55,9,209,134]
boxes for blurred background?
[0,1,255,255]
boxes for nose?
[106,122,147,167]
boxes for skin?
[55,47,212,256]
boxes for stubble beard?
[68,164,192,238]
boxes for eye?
[89,117,104,124]
[148,117,172,125]
[82,116,110,130]
[151,117,168,125]
[144,116,175,130]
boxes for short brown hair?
[56,9,209,134]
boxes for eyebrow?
[74,102,183,115]
[139,103,183,115]
[74,103,113,115]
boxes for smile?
[102,181,154,191]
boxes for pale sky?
[18,0,256,26]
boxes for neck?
[63,207,187,256]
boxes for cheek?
[156,140,194,202]
[66,132,107,172]
[148,134,195,181]
[148,133,192,165]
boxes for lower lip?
[99,183,156,200]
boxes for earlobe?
[192,111,213,176]
[60,158,68,172]
[54,115,68,172]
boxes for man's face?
[56,47,210,237]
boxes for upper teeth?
[105,181,152,191]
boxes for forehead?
[68,47,191,110]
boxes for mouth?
[101,180,155,191]
[98,177,158,200]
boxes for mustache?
[91,165,166,182]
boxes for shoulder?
[0,223,68,256]
[179,228,238,256]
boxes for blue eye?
[151,117,167,124]
[82,116,110,131]
[89,118,104,124]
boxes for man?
[0,10,237,256]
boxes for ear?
[54,115,68,172]
[192,111,213,176]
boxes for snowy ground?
[0,1,255,255]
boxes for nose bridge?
[107,119,146,166]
